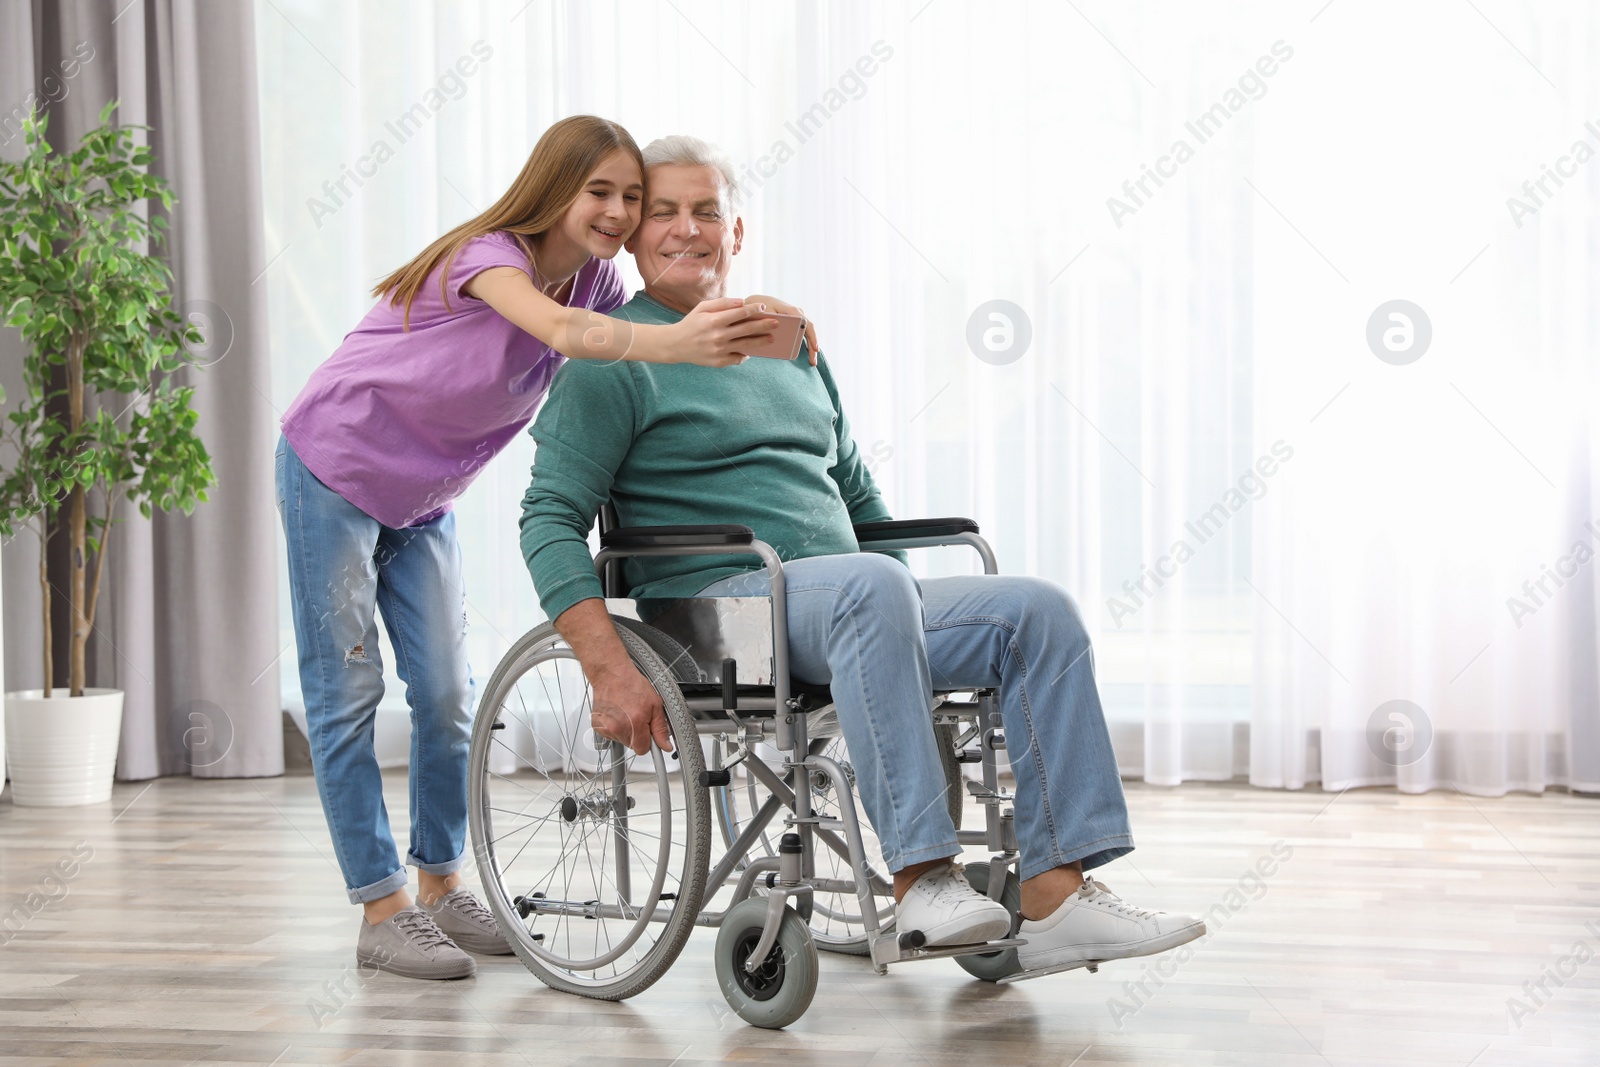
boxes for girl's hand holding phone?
[670,298,778,367]
[745,294,819,365]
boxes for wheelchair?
[466,510,1066,1028]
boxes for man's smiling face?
[625,163,743,313]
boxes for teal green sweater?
[520,291,899,620]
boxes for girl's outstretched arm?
[466,267,778,367]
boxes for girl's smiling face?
[553,149,643,262]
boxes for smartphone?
[739,311,806,361]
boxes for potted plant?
[0,101,214,806]
[0,378,14,799]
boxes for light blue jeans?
[697,553,1134,883]
[275,435,474,904]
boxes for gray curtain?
[0,0,282,780]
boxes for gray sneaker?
[356,906,476,979]
[421,888,515,955]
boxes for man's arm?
[815,354,909,563]
[552,600,672,753]
[816,353,893,523]
[520,360,672,753]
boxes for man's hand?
[590,662,674,756]
[554,599,675,756]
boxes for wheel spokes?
[474,641,696,985]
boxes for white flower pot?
[3,689,124,806]
[1,549,5,799]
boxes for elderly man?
[520,135,1203,973]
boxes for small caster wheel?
[955,862,1023,982]
[714,898,818,1029]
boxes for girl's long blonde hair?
[372,115,644,329]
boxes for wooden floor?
[0,772,1596,1066]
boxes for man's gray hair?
[641,134,741,207]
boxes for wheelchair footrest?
[869,934,1028,972]
[964,781,1014,803]
[995,958,1105,982]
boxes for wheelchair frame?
[469,513,1036,1027]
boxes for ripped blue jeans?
[275,435,473,903]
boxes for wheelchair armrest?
[601,524,755,550]
[853,517,980,542]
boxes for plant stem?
[67,331,87,698]
[83,490,115,642]
[37,516,52,699]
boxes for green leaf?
[0,96,218,678]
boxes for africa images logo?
[1106,41,1294,228]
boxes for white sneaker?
[1016,876,1204,973]
[896,863,1013,947]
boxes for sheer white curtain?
[255,0,1598,793]
[1247,3,1600,795]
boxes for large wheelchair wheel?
[714,717,965,955]
[468,620,710,1001]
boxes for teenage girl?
[275,115,816,979]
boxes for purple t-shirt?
[281,231,626,528]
